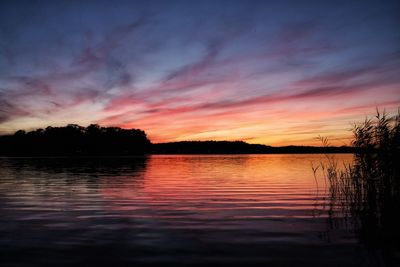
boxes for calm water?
[0,154,385,266]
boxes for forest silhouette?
[0,124,150,156]
[0,124,356,156]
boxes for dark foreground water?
[0,155,393,266]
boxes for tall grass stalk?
[315,109,400,246]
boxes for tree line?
[151,141,355,154]
[0,124,358,156]
[0,124,151,156]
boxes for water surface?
[0,154,382,266]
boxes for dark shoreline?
[151,141,356,154]
[0,152,355,158]
[0,125,357,156]
[0,144,357,157]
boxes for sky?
[0,0,399,146]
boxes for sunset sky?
[0,0,399,146]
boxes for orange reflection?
[100,154,354,219]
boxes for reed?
[315,109,400,246]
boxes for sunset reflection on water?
[1,154,373,267]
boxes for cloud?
[68,19,147,88]
[295,51,400,86]
[101,46,400,130]
[0,76,55,121]
[5,76,53,95]
[0,92,31,123]
[0,18,149,124]
[163,39,223,82]
[1,1,399,145]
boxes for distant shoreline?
[0,142,357,157]
[0,153,355,159]
[0,125,357,156]
[150,141,356,155]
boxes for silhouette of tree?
[151,141,355,154]
[0,126,356,156]
[0,124,151,156]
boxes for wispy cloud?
[1,1,399,144]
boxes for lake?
[0,154,387,266]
